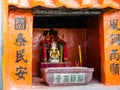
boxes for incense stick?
[60,46,63,62]
[78,45,82,66]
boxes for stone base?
[49,58,59,63]
[42,67,94,86]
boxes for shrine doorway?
[32,14,101,86]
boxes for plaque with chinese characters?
[54,73,85,84]
[15,17,26,30]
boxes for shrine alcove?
[4,3,120,89]
[32,12,101,83]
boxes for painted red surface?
[32,28,87,76]
[86,16,101,80]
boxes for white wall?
[0,0,3,89]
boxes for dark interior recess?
[31,6,111,28]
[33,16,88,28]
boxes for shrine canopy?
[8,0,120,9]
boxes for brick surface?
[40,62,71,69]
[0,0,3,89]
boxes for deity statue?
[49,39,60,62]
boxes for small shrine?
[1,0,120,90]
[41,29,68,63]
